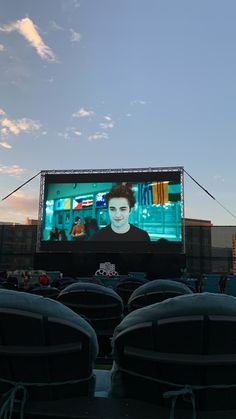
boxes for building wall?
[232,234,236,275]
[0,224,37,271]
[184,219,212,274]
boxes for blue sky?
[0,0,236,225]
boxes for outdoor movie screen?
[37,167,184,253]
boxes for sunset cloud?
[0,110,42,146]
[72,107,94,118]
[0,164,25,176]
[1,117,41,136]
[0,44,4,51]
[5,191,39,213]
[0,17,56,61]
[0,191,39,223]
[0,141,12,149]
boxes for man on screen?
[91,184,150,241]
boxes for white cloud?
[74,130,82,136]
[58,126,83,140]
[130,100,148,105]
[50,21,64,32]
[0,111,41,145]
[99,122,114,129]
[1,117,41,136]
[0,44,5,51]
[0,17,56,61]
[88,132,109,141]
[0,164,25,176]
[70,29,81,43]
[0,141,12,149]
[58,131,71,140]
[99,115,114,129]
[72,107,94,118]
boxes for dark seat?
[76,277,104,286]
[56,276,78,290]
[57,282,124,358]
[0,288,98,406]
[29,286,59,299]
[57,282,123,337]
[116,278,147,313]
[127,279,192,312]
[111,293,236,412]
[2,276,19,290]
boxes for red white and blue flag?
[73,197,93,209]
[73,198,83,209]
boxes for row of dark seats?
[27,279,194,357]
[0,286,236,418]
[0,277,194,360]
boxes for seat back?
[57,276,78,290]
[0,289,98,401]
[128,279,192,312]
[111,293,236,411]
[57,282,124,336]
[29,286,59,299]
[116,279,146,311]
[3,276,19,290]
[29,285,59,299]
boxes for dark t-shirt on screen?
[90,224,150,241]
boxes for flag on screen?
[152,181,169,204]
[73,198,83,209]
[96,192,107,207]
[82,199,93,207]
[138,183,153,205]
[55,200,64,210]
[64,199,71,209]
